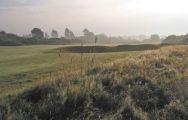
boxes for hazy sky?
[0,0,188,36]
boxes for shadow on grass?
[55,44,164,53]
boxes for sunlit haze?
[0,0,188,36]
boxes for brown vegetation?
[0,45,188,120]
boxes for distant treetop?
[51,30,58,38]
[31,28,44,39]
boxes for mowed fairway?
[0,45,141,97]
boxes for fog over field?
[1,0,188,36]
[1,1,188,120]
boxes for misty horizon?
[1,0,188,36]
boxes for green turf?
[0,45,141,97]
[0,45,63,81]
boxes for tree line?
[30,28,76,40]
[0,28,111,45]
[1,27,188,46]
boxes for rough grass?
[0,45,141,97]
[1,45,188,120]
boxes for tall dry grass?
[1,45,188,120]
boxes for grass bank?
[0,45,188,120]
[0,45,141,97]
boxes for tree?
[150,34,160,41]
[69,31,75,39]
[64,28,76,39]
[166,35,177,39]
[51,30,58,38]
[64,28,70,39]
[96,34,109,43]
[82,29,95,41]
[44,33,49,39]
[0,31,6,35]
[31,28,44,39]
[83,29,89,36]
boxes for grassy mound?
[55,44,162,53]
[0,45,188,120]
